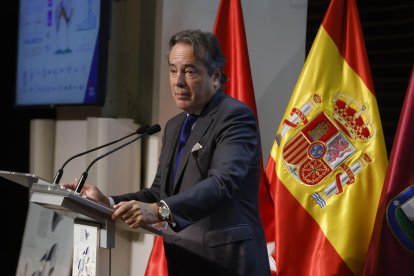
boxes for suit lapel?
[172,116,212,191]
[165,113,186,195]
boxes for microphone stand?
[52,125,148,184]
[75,124,161,193]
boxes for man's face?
[168,42,220,114]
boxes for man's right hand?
[60,179,110,206]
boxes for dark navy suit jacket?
[112,90,270,275]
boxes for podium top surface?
[0,170,49,188]
[30,182,162,236]
[1,170,162,236]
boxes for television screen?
[15,0,110,107]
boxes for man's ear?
[213,68,221,87]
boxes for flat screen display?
[15,0,110,107]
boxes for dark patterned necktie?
[174,114,198,181]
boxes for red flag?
[214,0,276,274]
[144,236,167,276]
[266,0,388,274]
[363,67,414,275]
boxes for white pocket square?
[191,143,203,152]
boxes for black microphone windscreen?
[135,125,149,134]
[146,124,161,135]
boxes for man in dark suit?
[63,29,270,275]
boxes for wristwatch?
[157,200,171,221]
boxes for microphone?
[52,125,149,184]
[74,124,161,193]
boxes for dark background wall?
[2,3,55,275]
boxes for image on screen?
[15,0,109,106]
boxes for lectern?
[0,170,160,276]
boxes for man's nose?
[175,72,186,88]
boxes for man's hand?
[60,179,110,206]
[113,201,159,229]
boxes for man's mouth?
[175,92,190,99]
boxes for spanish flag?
[265,0,388,274]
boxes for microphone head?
[135,125,149,134]
[146,124,161,135]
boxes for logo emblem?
[386,185,414,253]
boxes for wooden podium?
[1,170,160,276]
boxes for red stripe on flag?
[283,134,306,153]
[284,142,308,164]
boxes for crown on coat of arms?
[332,93,373,141]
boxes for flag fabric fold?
[144,236,167,276]
[363,66,414,276]
[214,0,276,274]
[265,0,388,274]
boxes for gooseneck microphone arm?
[52,125,149,184]
[74,124,161,193]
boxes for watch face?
[160,206,170,219]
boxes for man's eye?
[186,69,195,75]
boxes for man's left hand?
[112,200,159,229]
